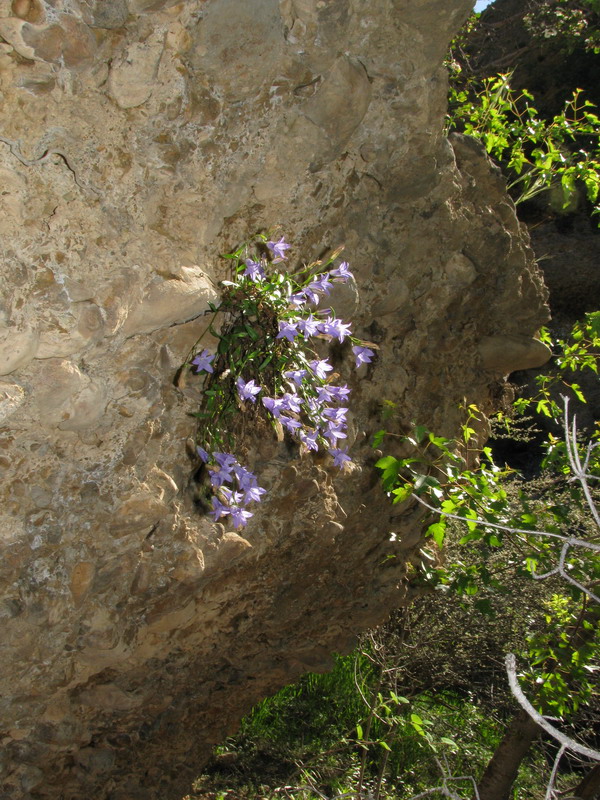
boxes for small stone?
[218,532,252,561]
[89,0,128,29]
[301,57,372,153]
[478,334,552,374]
[121,268,218,337]
[108,30,165,108]
[443,253,477,286]
[69,562,95,606]
[0,325,39,375]
[109,494,169,538]
[0,380,25,423]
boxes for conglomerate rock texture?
[0,1,549,798]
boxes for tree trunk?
[573,763,600,800]
[476,709,541,800]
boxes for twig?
[505,654,600,761]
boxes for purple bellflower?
[236,377,261,403]
[243,258,266,281]
[281,416,302,434]
[276,320,299,342]
[262,396,284,418]
[230,506,253,528]
[318,316,352,342]
[309,359,333,380]
[191,349,215,373]
[209,496,230,521]
[296,314,320,337]
[329,447,352,468]
[330,261,353,281]
[284,368,307,387]
[328,384,351,403]
[307,274,333,295]
[267,237,291,259]
[352,345,375,368]
[299,428,319,451]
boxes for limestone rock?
[190,0,285,101]
[0,0,551,798]
[301,56,372,157]
[0,17,37,59]
[88,0,128,29]
[0,379,25,422]
[0,325,38,374]
[121,267,218,337]
[108,30,165,108]
[478,334,552,374]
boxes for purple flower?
[209,497,230,521]
[230,506,253,528]
[243,258,266,281]
[214,452,238,470]
[281,415,302,434]
[236,377,261,403]
[328,384,351,403]
[323,406,348,424]
[303,286,321,305]
[220,487,244,506]
[303,396,323,417]
[233,465,257,490]
[210,468,232,488]
[318,316,352,342]
[284,368,307,387]
[262,396,284,418]
[281,392,302,413]
[329,447,352,468]
[316,385,335,403]
[352,345,375,368]
[191,349,215,373]
[307,273,333,295]
[309,359,333,380]
[297,314,320,337]
[267,237,291,259]
[330,261,353,281]
[288,292,306,307]
[324,422,347,445]
[244,485,267,503]
[299,428,319,451]
[197,446,209,462]
[276,320,300,342]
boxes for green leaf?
[258,353,274,370]
[372,430,386,448]
[375,456,398,471]
[392,484,413,504]
[441,737,458,748]
[427,521,446,548]
[356,723,363,740]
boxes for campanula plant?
[188,233,375,529]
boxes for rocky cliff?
[0,1,549,798]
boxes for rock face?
[0,2,548,798]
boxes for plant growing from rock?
[187,233,375,529]
[447,71,600,218]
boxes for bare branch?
[545,743,567,800]
[505,654,600,761]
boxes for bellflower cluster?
[196,447,265,527]
[187,233,376,529]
